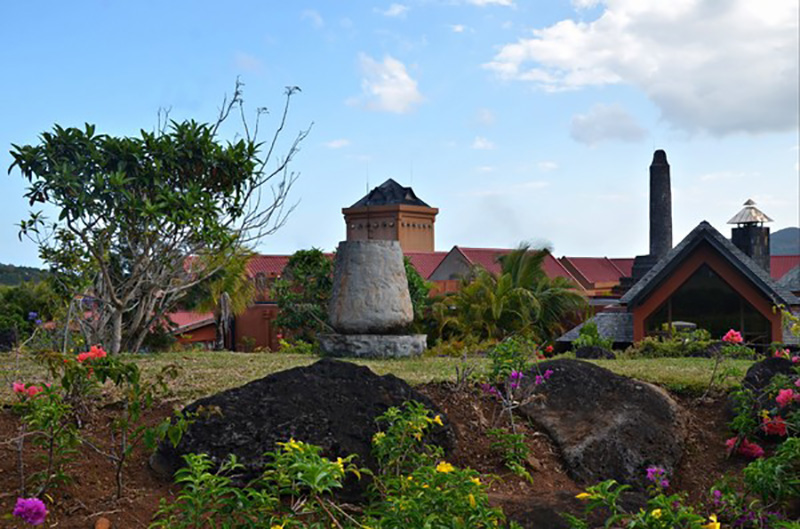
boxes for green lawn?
[1,350,754,405]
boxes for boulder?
[319,333,427,358]
[574,346,615,360]
[150,359,453,497]
[743,357,795,391]
[328,240,413,334]
[518,359,685,486]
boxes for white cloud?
[571,0,601,8]
[466,0,514,6]
[476,108,495,126]
[301,9,324,28]
[484,0,800,135]
[538,161,558,171]
[476,166,495,173]
[324,139,351,149]
[472,136,495,149]
[351,54,423,113]
[379,3,409,17]
[570,103,647,145]
[450,24,467,33]
[234,52,264,73]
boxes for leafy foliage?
[273,248,333,341]
[10,84,308,354]
[433,244,586,343]
[572,321,613,351]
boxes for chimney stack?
[728,199,772,273]
[649,149,672,260]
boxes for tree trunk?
[215,292,232,351]
[111,309,123,355]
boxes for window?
[645,264,771,343]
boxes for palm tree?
[434,244,586,342]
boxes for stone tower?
[728,199,772,273]
[342,179,438,252]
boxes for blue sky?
[2,0,798,267]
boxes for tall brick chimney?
[728,199,772,273]
[649,149,672,260]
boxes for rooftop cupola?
[728,199,772,273]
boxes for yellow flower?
[471,477,481,486]
[760,409,770,420]
[413,432,422,441]
[407,475,414,481]
[575,492,593,500]
[432,415,444,426]
[336,457,345,472]
[422,484,429,488]
[468,493,477,508]
[373,431,386,442]
[701,514,720,529]
[436,461,455,473]
[651,509,662,519]
[270,523,285,529]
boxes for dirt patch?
[0,384,749,528]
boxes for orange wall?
[631,243,783,342]
[234,304,282,351]
[343,204,438,252]
[176,324,216,345]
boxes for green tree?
[10,83,310,354]
[273,248,333,341]
[434,244,586,342]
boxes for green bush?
[572,321,613,351]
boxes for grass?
[1,350,754,405]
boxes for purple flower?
[34,319,42,326]
[534,375,544,385]
[660,479,669,489]
[543,369,554,380]
[645,465,665,482]
[27,312,38,321]
[509,370,524,381]
[13,497,48,525]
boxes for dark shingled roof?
[557,312,634,344]
[350,178,431,208]
[778,265,800,292]
[620,221,798,308]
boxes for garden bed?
[0,379,753,528]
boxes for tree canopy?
[9,84,309,353]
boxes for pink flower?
[726,437,764,459]
[722,329,743,344]
[13,497,48,525]
[776,389,795,408]
[76,352,91,363]
[792,356,799,364]
[545,345,554,353]
[795,379,800,388]
[12,382,26,394]
[26,386,43,398]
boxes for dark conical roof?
[350,179,431,208]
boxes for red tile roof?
[404,252,448,279]
[167,310,214,330]
[772,255,800,280]
[245,255,293,278]
[609,258,634,277]
[561,257,631,284]
[455,247,581,285]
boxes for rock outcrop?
[518,359,685,487]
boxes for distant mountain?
[0,263,48,286]
[771,227,800,256]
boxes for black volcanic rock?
[150,358,454,497]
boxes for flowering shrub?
[563,479,715,529]
[151,400,520,528]
[12,497,48,526]
[11,382,78,496]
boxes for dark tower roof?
[350,179,431,208]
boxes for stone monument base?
[319,334,427,359]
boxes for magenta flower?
[795,379,800,388]
[645,465,666,482]
[543,369,554,380]
[776,389,795,408]
[12,382,26,394]
[534,375,544,385]
[722,329,743,344]
[13,497,48,525]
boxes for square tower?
[342,179,439,252]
